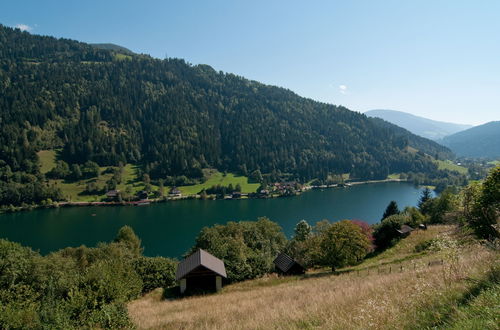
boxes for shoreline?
[0,178,410,214]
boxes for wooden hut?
[396,224,414,238]
[176,249,227,294]
[273,253,305,275]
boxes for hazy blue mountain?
[439,121,500,158]
[90,43,134,54]
[365,109,472,140]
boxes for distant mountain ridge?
[439,121,500,158]
[365,109,472,140]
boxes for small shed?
[137,190,148,200]
[169,187,182,197]
[418,223,427,230]
[396,224,414,237]
[273,253,305,275]
[106,189,120,199]
[176,249,227,294]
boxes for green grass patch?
[48,165,256,200]
[37,150,57,174]
[178,170,259,195]
[444,283,500,329]
[51,164,155,202]
[114,53,132,61]
[406,146,418,153]
[411,261,500,330]
[435,160,468,175]
[487,160,500,166]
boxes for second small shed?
[273,253,306,275]
[176,249,227,294]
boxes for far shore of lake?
[0,178,410,214]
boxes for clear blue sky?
[2,0,499,125]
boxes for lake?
[0,182,425,258]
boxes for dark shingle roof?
[397,224,414,235]
[273,253,302,273]
[175,249,227,280]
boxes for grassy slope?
[53,164,143,202]
[435,159,468,175]
[37,150,57,174]
[178,170,259,195]
[37,150,258,201]
[128,225,499,329]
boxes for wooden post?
[180,278,187,294]
[216,276,222,292]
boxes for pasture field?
[128,225,499,329]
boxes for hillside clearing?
[128,226,498,329]
[37,150,57,174]
[35,152,258,201]
[435,160,468,175]
[178,170,259,195]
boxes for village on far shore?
[55,178,408,209]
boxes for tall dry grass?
[128,227,497,329]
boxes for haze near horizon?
[1,0,499,125]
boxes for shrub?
[373,214,408,250]
[133,256,178,293]
[318,220,371,271]
[0,226,153,328]
[191,217,286,281]
[414,239,436,253]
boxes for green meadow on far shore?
[36,150,259,201]
[435,160,468,175]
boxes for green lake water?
[0,182,425,258]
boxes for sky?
[1,0,499,125]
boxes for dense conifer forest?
[0,24,455,207]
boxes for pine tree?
[382,200,400,220]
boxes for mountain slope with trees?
[439,121,500,158]
[0,24,455,207]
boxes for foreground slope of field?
[128,226,499,329]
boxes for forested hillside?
[439,121,500,158]
[0,24,454,206]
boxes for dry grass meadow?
[128,225,499,329]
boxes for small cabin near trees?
[176,249,227,294]
[273,253,306,275]
[396,224,414,238]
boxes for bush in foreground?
[0,226,176,329]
